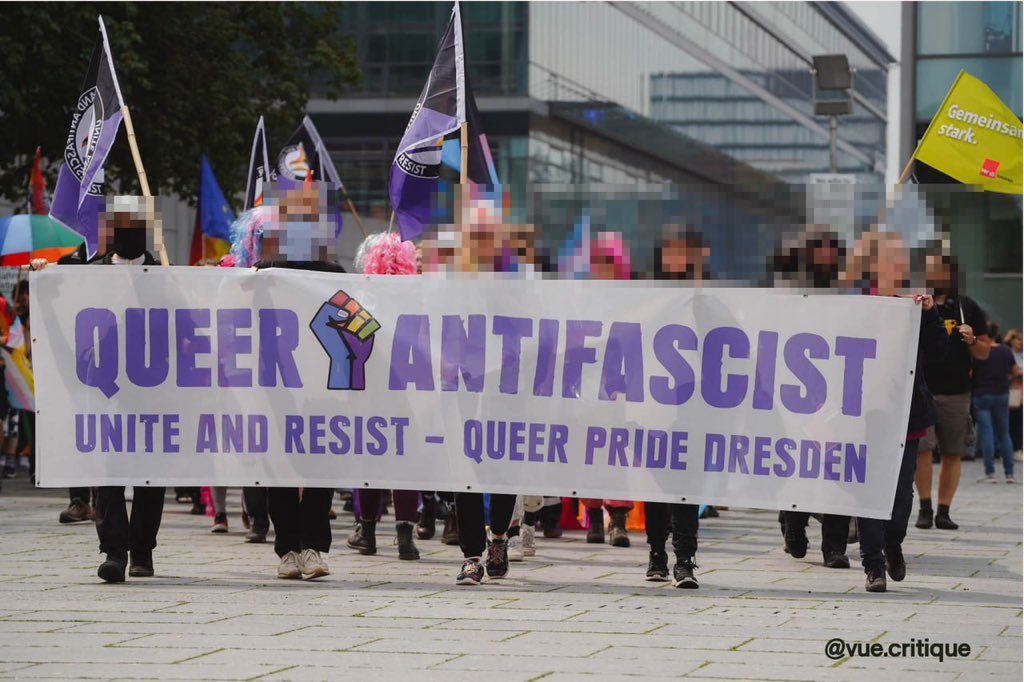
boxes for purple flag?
[49,16,126,257]
[389,2,467,242]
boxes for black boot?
[97,552,127,583]
[347,520,377,555]
[915,499,934,529]
[540,500,563,538]
[417,495,438,540]
[129,549,154,578]
[396,522,420,560]
[608,508,630,548]
[586,508,604,543]
[934,504,959,530]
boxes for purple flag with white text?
[49,16,126,257]
[389,2,468,241]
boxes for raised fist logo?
[310,290,380,390]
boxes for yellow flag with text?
[915,70,1023,194]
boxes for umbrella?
[0,214,85,266]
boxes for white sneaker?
[18,456,30,469]
[522,525,536,557]
[277,551,302,579]
[507,534,525,562]
[299,549,330,579]
[980,474,998,484]
[1007,475,1016,484]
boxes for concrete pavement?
[0,464,1020,681]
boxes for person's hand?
[957,324,975,345]
[914,293,934,311]
[29,258,48,271]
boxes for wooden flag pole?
[460,121,469,185]
[339,186,368,238]
[121,104,169,266]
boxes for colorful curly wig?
[227,207,272,268]
[356,232,418,275]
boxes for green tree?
[0,2,360,206]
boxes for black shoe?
[672,558,699,589]
[539,501,563,538]
[245,527,268,543]
[416,496,438,540]
[485,539,509,579]
[703,505,719,518]
[342,498,354,513]
[60,498,94,524]
[456,558,484,586]
[97,553,127,583]
[396,522,420,560]
[1,465,15,479]
[543,525,563,539]
[128,550,154,577]
[586,508,605,544]
[347,520,377,555]
[915,507,933,529]
[885,545,906,582]
[823,552,850,569]
[865,565,886,592]
[934,511,959,530]
[645,551,669,582]
[441,512,460,545]
[783,518,808,559]
[190,502,206,516]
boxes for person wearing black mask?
[35,196,167,583]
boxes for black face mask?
[112,228,147,260]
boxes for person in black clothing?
[914,252,990,531]
[35,196,167,583]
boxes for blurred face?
[874,235,909,295]
[660,239,708,281]
[590,254,620,281]
[925,254,952,291]
[1010,335,1023,353]
[265,186,335,262]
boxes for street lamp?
[812,55,853,173]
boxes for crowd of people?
[12,185,1021,595]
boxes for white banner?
[31,267,920,518]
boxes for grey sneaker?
[299,549,329,579]
[521,526,536,557]
[277,551,302,579]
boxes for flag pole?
[460,121,469,185]
[121,104,169,266]
[340,187,368,238]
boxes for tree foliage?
[0,2,360,206]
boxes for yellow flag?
[914,70,1023,194]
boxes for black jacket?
[908,306,948,434]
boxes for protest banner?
[32,267,920,518]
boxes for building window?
[915,56,1023,121]
[918,1,1022,55]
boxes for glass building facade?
[901,1,1023,330]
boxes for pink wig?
[590,231,632,281]
[356,232,418,275]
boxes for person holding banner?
[243,184,344,580]
[34,196,166,583]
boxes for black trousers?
[69,487,92,504]
[455,492,516,558]
[784,511,849,556]
[269,487,333,558]
[859,438,919,569]
[95,486,165,556]
[243,487,270,532]
[645,502,699,558]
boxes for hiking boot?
[823,552,850,569]
[347,520,377,555]
[865,565,886,592]
[396,522,420,560]
[646,551,669,582]
[934,506,958,530]
[485,539,509,579]
[608,508,630,548]
[417,496,439,540]
[521,525,536,557]
[128,550,154,578]
[211,513,228,533]
[441,512,460,545]
[783,517,808,559]
[672,558,699,589]
[586,508,605,544]
[60,498,94,524]
[885,545,906,582]
[456,558,484,586]
[97,553,127,583]
[277,551,302,579]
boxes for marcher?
[972,322,1017,483]
[35,196,168,583]
[915,252,990,531]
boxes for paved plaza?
[0,468,1020,681]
